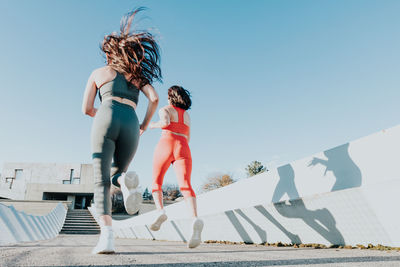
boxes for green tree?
[162,183,182,201]
[202,173,235,192]
[245,160,267,177]
[142,188,152,200]
[110,188,125,213]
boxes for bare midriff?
[104,96,137,109]
[162,129,188,139]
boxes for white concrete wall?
[0,200,71,216]
[0,202,67,245]
[89,125,400,246]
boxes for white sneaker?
[150,211,168,231]
[120,171,142,215]
[188,218,203,248]
[92,228,115,254]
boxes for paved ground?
[1,235,400,267]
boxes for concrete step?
[62,227,99,230]
[65,218,94,221]
[64,218,96,221]
[64,219,97,222]
[60,227,99,231]
[64,220,98,224]
[68,210,90,213]
[63,225,99,228]
[61,231,100,234]
[63,221,97,226]
[59,230,100,235]
[65,217,93,219]
[67,212,92,214]
[61,209,100,235]
[65,216,94,219]
[64,222,97,225]
[64,219,95,222]
[62,226,100,230]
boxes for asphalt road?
[1,235,400,267]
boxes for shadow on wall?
[223,146,360,246]
[224,164,347,245]
[272,164,345,245]
[308,143,362,191]
[225,207,301,245]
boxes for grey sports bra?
[98,72,140,104]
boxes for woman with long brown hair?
[82,8,161,254]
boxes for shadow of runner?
[254,205,301,244]
[170,220,187,242]
[234,209,267,242]
[272,164,345,245]
[144,225,156,240]
[224,210,253,244]
[308,143,362,191]
[274,200,345,245]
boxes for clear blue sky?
[0,0,399,192]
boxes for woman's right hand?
[140,124,146,135]
[149,122,158,129]
[87,108,98,117]
[148,108,170,129]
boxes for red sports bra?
[162,106,190,136]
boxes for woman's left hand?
[149,122,157,129]
[138,84,159,134]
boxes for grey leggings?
[91,100,140,216]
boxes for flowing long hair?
[101,8,162,88]
[168,85,192,110]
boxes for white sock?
[92,225,115,254]
[159,209,166,215]
[101,226,113,235]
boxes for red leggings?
[152,131,195,198]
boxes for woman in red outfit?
[149,85,203,248]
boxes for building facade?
[0,162,94,209]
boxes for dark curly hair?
[101,7,162,88]
[168,86,191,110]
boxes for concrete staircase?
[60,209,100,235]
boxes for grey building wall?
[0,163,94,201]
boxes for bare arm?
[82,71,98,117]
[308,157,328,167]
[149,107,170,129]
[140,84,159,135]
